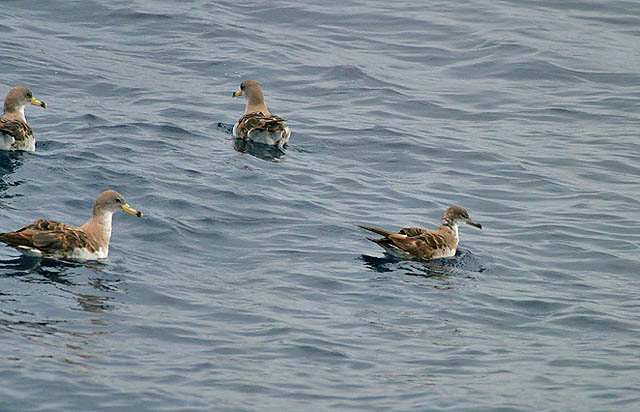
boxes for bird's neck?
[245,94,269,115]
[3,104,26,122]
[440,220,459,241]
[81,211,113,247]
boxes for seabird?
[232,80,290,148]
[359,206,482,260]
[0,86,46,151]
[0,190,143,260]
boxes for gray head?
[93,190,143,218]
[233,79,267,104]
[441,206,482,229]
[4,86,46,114]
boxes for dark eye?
[26,92,32,98]
[240,84,245,90]
[115,198,122,203]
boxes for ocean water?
[1,0,639,410]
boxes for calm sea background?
[1,0,639,411]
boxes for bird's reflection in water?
[360,249,482,280]
[0,151,26,205]
[361,254,452,278]
[74,291,114,313]
[0,254,106,284]
[233,138,286,162]
[0,254,119,368]
[217,121,287,162]
[0,150,25,175]
[0,255,116,313]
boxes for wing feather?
[234,112,289,142]
[0,219,99,255]
[360,224,455,260]
[0,116,32,146]
[399,227,429,237]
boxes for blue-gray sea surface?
[1,1,639,411]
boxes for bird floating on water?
[0,190,143,260]
[358,206,482,260]
[232,80,290,148]
[0,86,46,151]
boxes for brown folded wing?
[0,219,99,255]
[384,231,449,259]
[398,227,430,237]
[235,112,287,138]
[358,225,445,258]
[0,116,33,145]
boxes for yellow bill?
[31,97,46,109]
[122,203,143,218]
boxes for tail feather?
[358,225,392,237]
[366,236,388,245]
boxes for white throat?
[93,211,114,241]
[17,105,26,122]
[450,223,459,240]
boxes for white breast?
[430,248,457,259]
[70,247,108,260]
[12,245,108,260]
